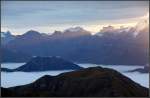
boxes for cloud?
[98,13,149,37]
[1,1,149,34]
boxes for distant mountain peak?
[24,30,40,34]
[64,26,87,33]
[1,31,13,38]
[5,31,11,35]
[63,26,91,37]
[22,30,41,37]
[53,30,62,35]
[99,25,131,34]
[1,31,15,45]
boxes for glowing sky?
[1,1,149,35]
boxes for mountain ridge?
[1,24,149,65]
[1,67,149,97]
[1,56,83,72]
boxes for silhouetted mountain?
[1,31,15,45]
[3,25,149,65]
[63,27,91,38]
[11,30,48,43]
[128,64,149,73]
[128,68,149,73]
[49,27,91,40]
[1,67,148,97]
[1,56,82,72]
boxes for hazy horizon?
[1,1,149,35]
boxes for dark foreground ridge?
[1,67,149,97]
[1,56,82,72]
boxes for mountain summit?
[21,30,42,38]
[63,27,91,37]
[1,67,148,97]
[2,56,82,72]
[1,31,15,44]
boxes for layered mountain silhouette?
[2,21,149,65]
[1,56,82,72]
[1,67,149,97]
[1,31,15,45]
[128,64,149,73]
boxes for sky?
[1,1,149,35]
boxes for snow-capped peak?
[64,27,85,32]
[63,26,91,37]
[1,31,12,38]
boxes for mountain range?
[1,67,149,97]
[1,19,149,65]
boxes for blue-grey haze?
[1,1,149,34]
